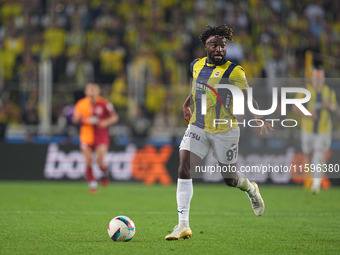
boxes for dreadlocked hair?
[199,24,233,45]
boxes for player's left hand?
[255,116,274,135]
[98,120,108,128]
[260,120,274,135]
[183,106,192,123]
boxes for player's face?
[311,70,325,90]
[205,37,227,65]
[85,83,100,98]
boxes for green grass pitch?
[0,182,339,255]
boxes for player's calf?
[100,166,109,187]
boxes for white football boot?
[248,182,265,216]
[311,186,320,195]
[165,225,192,240]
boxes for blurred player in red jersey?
[73,83,119,193]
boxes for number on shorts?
[226,147,238,161]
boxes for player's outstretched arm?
[243,89,274,135]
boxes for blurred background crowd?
[0,0,340,145]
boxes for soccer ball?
[107,216,135,242]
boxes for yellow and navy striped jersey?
[297,83,337,134]
[189,57,248,133]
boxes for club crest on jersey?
[213,71,221,77]
[95,106,103,115]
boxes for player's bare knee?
[223,178,238,187]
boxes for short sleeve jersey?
[189,57,248,133]
[74,96,115,145]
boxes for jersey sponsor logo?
[184,130,201,141]
[95,106,103,115]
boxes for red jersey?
[93,98,116,146]
[74,96,115,147]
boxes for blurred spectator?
[226,40,244,64]
[42,21,65,59]
[13,0,45,31]
[110,72,128,122]
[0,40,16,82]
[65,0,90,31]
[85,20,107,68]
[28,32,44,59]
[99,36,126,83]
[309,15,324,38]
[95,3,116,31]
[145,77,167,120]
[264,47,287,91]
[1,0,23,24]
[131,46,162,81]
[305,1,325,22]
[129,46,162,107]
[0,99,21,128]
[152,98,178,139]
[269,0,284,13]
[3,27,24,57]
[65,22,86,57]
[21,101,39,142]
[22,101,39,125]
[57,104,76,143]
[130,105,151,147]
[41,1,67,29]
[0,0,340,139]
[65,52,94,89]
[241,52,263,78]
[17,52,39,107]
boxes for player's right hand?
[183,106,192,123]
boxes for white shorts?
[301,131,332,154]
[179,124,240,164]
